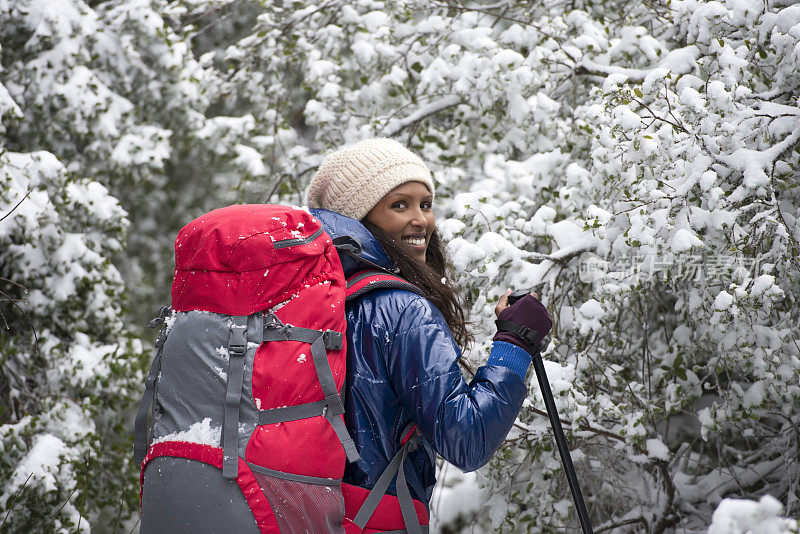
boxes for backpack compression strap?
[345,270,423,301]
[260,313,361,464]
[222,316,248,478]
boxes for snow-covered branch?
[381,95,461,137]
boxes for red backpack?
[133,204,425,533]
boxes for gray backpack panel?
[151,310,261,458]
[140,456,260,534]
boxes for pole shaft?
[530,350,594,534]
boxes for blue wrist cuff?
[487,341,532,381]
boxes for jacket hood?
[310,208,395,277]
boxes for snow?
[430,469,484,532]
[586,205,612,225]
[110,126,172,168]
[708,495,797,534]
[196,114,256,141]
[63,333,116,386]
[234,144,267,176]
[671,228,703,253]
[750,275,783,299]
[8,434,70,493]
[361,11,389,33]
[698,408,715,440]
[547,220,590,250]
[152,418,221,447]
[437,218,466,240]
[0,81,23,119]
[448,237,488,267]
[714,291,734,311]
[305,99,337,124]
[383,95,460,137]
[214,367,227,381]
[577,299,605,334]
[742,380,766,409]
[66,181,126,221]
[613,104,641,129]
[307,60,337,81]
[646,438,670,460]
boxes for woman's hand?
[495,288,538,317]
[493,289,552,353]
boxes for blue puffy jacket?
[312,209,531,508]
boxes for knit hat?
[306,138,435,221]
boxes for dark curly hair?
[361,220,473,350]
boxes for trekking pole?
[530,345,594,534]
[500,291,594,533]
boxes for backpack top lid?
[171,204,340,316]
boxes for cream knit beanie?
[306,138,435,221]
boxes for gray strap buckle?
[325,393,345,416]
[323,330,343,351]
[229,323,247,358]
[261,312,357,462]
[147,305,172,329]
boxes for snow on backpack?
[133,204,428,534]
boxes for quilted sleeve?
[384,296,529,471]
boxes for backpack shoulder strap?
[345,270,423,302]
[351,423,426,534]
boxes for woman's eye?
[421,201,432,210]
[391,201,407,209]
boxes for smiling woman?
[303,137,552,533]
[364,181,434,263]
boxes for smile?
[402,236,426,247]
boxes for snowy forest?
[1,0,799,532]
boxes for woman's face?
[365,181,435,263]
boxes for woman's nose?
[409,208,428,228]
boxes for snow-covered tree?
[0,0,256,529]
[3,0,799,531]
[212,0,800,530]
[0,0,268,323]
[0,146,142,529]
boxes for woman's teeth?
[402,237,425,246]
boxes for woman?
[306,138,552,533]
